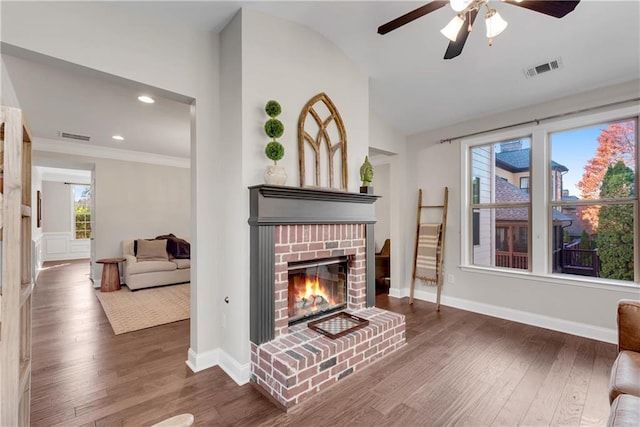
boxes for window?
[73,185,91,239]
[550,118,637,281]
[464,108,638,285]
[470,138,531,271]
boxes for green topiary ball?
[265,141,285,162]
[264,119,284,138]
[265,100,282,118]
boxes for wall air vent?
[523,57,563,79]
[58,131,91,142]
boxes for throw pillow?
[155,234,191,259]
[136,239,169,261]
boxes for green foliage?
[263,100,284,163]
[596,161,635,280]
[580,230,592,250]
[563,229,570,243]
[265,100,282,118]
[264,119,284,139]
[265,141,285,162]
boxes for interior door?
[0,105,33,426]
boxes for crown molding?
[32,137,190,168]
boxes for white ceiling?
[2,1,639,160]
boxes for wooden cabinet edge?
[19,282,33,307]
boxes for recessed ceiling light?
[138,95,155,104]
[112,135,125,141]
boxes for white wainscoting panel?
[43,232,90,261]
[33,235,44,280]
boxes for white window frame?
[70,184,91,241]
[461,104,640,288]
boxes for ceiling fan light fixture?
[450,0,473,12]
[440,15,465,41]
[485,9,508,38]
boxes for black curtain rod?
[64,182,90,186]
[439,97,640,144]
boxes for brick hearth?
[251,307,405,408]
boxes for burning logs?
[294,294,329,311]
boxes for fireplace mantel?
[248,185,379,345]
[249,184,379,225]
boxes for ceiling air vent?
[58,131,91,142]
[523,57,563,79]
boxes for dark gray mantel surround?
[248,185,379,345]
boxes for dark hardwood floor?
[30,259,617,426]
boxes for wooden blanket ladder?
[410,187,448,310]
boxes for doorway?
[32,165,94,280]
[370,149,395,295]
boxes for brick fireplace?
[248,185,406,409]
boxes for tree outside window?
[550,118,637,281]
[73,185,91,239]
[597,161,635,280]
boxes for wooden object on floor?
[151,413,194,427]
[410,187,448,309]
[30,259,617,426]
[0,106,33,427]
[375,239,390,292]
[97,257,125,292]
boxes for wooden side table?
[97,257,125,292]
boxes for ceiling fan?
[378,0,580,60]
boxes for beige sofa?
[122,238,190,290]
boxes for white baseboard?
[391,288,617,344]
[218,349,251,385]
[186,347,250,386]
[388,287,404,299]
[186,347,218,373]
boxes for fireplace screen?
[288,257,348,325]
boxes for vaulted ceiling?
[2,1,639,160]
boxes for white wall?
[369,110,408,297]
[403,80,640,340]
[0,56,20,107]
[373,162,390,251]
[31,168,43,275]
[2,0,222,375]
[239,10,369,191]
[42,181,71,233]
[216,9,371,375]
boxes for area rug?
[95,283,190,335]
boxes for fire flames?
[291,275,335,315]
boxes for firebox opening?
[288,256,348,326]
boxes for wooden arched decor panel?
[297,93,348,190]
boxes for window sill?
[459,265,639,292]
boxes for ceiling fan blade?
[378,1,449,35]
[502,0,580,18]
[444,9,479,60]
